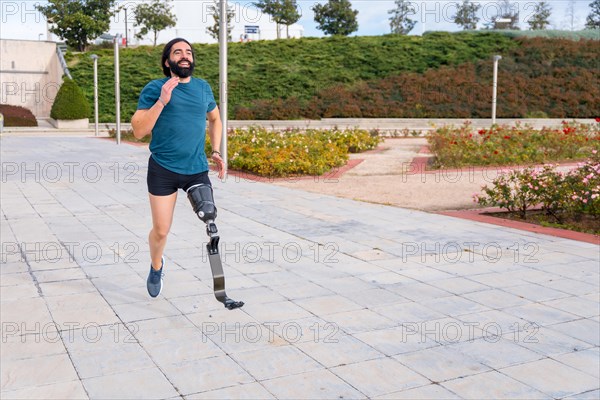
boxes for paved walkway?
[1,136,599,399]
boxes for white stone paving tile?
[185,382,274,399]
[82,367,178,399]
[441,370,548,399]
[500,358,599,398]
[394,346,491,383]
[552,347,600,379]
[331,358,430,398]
[296,333,384,368]
[260,369,364,399]
[230,345,322,381]
[160,355,254,395]
[0,380,88,400]
[1,354,79,392]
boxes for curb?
[437,208,600,245]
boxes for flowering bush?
[474,150,600,222]
[429,121,600,169]
[208,127,381,177]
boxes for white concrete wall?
[0,39,64,118]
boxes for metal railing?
[56,43,72,79]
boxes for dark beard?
[168,59,195,78]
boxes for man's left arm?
[207,107,225,179]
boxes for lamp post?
[90,54,99,137]
[114,34,121,145]
[219,0,228,175]
[492,55,502,125]
[124,7,129,48]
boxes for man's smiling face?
[166,41,195,78]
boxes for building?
[0,39,65,118]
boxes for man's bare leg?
[149,192,177,270]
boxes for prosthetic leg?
[187,184,244,310]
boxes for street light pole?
[219,0,228,175]
[90,54,99,137]
[492,55,502,125]
[114,34,121,145]
[124,7,128,48]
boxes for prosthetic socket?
[187,184,244,310]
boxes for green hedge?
[68,31,598,121]
[50,78,90,120]
[238,37,600,119]
[68,32,517,122]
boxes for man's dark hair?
[161,38,194,77]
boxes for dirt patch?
[272,137,485,211]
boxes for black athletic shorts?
[147,155,211,196]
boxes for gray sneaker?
[147,257,164,298]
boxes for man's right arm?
[132,77,179,139]
[131,100,165,139]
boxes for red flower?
[494,150,499,154]
[504,135,511,139]
[595,117,600,123]
[563,127,575,135]
[478,129,486,135]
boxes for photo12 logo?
[1,162,140,184]
[1,241,139,264]
[201,240,340,264]
[200,321,340,344]
[1,322,139,344]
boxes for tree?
[388,0,416,34]
[206,0,235,41]
[527,2,552,30]
[586,0,600,29]
[453,0,481,30]
[36,0,116,52]
[278,0,301,38]
[254,0,300,39]
[134,0,177,46]
[312,0,359,36]
[491,0,520,29]
[254,0,282,39]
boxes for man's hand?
[160,77,179,104]
[212,152,226,179]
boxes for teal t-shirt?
[137,77,217,174]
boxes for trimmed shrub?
[0,104,38,127]
[50,78,90,120]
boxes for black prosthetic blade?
[207,247,244,310]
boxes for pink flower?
[583,199,588,204]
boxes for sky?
[0,0,596,44]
